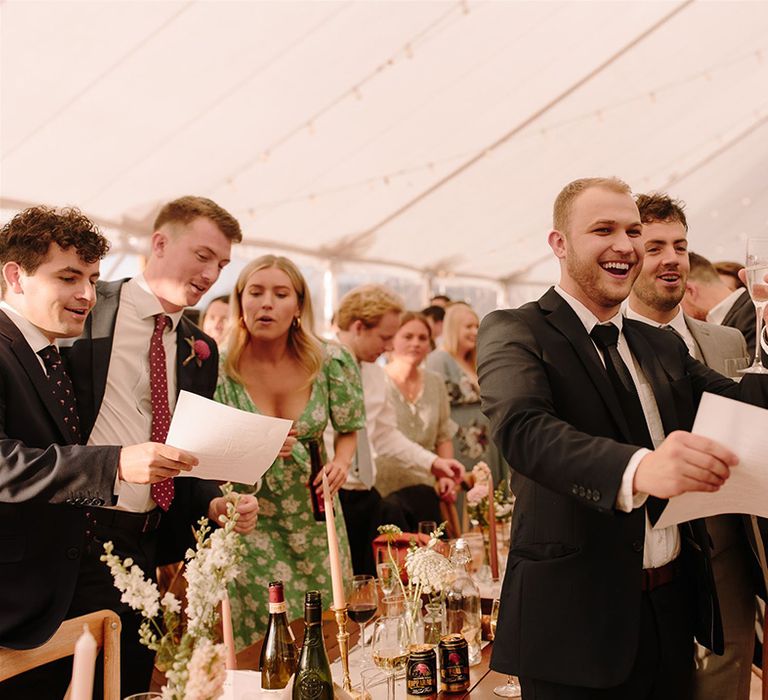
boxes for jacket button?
[632,541,643,553]
[586,488,592,499]
[66,547,80,560]
[571,485,578,495]
[592,490,601,502]
[578,486,586,497]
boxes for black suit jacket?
[65,279,220,566]
[722,289,755,358]
[478,288,768,688]
[0,311,120,649]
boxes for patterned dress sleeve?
[324,342,366,433]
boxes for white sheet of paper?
[165,390,292,485]
[654,392,768,529]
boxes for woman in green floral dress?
[214,254,365,648]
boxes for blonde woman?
[214,255,365,646]
[376,312,458,530]
[426,302,507,486]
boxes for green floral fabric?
[213,342,365,649]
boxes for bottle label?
[269,601,287,614]
[296,670,329,700]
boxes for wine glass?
[418,520,437,544]
[371,615,408,700]
[377,561,397,597]
[490,599,521,697]
[348,574,377,668]
[740,238,768,374]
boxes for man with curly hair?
[0,206,200,695]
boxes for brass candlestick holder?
[333,604,353,692]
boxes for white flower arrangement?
[101,484,245,700]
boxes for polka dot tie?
[38,345,82,444]
[149,314,174,511]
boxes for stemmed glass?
[348,574,377,668]
[490,599,521,697]
[418,520,437,544]
[377,561,397,598]
[740,238,768,374]
[372,615,408,700]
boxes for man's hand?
[313,459,349,497]
[208,494,259,534]
[634,431,738,499]
[436,476,458,503]
[431,457,465,483]
[278,428,298,459]
[118,443,197,484]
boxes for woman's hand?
[278,428,298,459]
[436,477,458,503]
[313,459,350,497]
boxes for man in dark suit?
[65,196,259,698]
[626,192,759,700]
[0,206,199,695]
[683,252,755,357]
[479,177,767,699]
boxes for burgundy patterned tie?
[38,345,82,443]
[149,314,174,510]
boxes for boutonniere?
[183,336,212,367]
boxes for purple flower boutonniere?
[183,336,212,367]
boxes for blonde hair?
[336,284,404,330]
[553,177,631,232]
[442,302,479,368]
[224,255,323,385]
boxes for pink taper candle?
[70,624,97,700]
[322,471,346,610]
[221,590,237,670]
[487,481,500,581]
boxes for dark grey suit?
[721,289,756,358]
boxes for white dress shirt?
[625,305,699,359]
[706,288,745,326]
[555,287,680,568]
[0,301,52,372]
[88,275,183,512]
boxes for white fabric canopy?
[2,0,767,297]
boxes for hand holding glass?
[741,238,768,374]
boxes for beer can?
[438,634,470,693]
[406,644,437,699]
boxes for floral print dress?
[425,349,508,488]
[214,342,366,648]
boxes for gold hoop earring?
[292,316,302,329]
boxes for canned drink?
[407,644,437,699]
[438,634,470,693]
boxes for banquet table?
[236,611,507,699]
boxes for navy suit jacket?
[478,288,768,688]
[0,310,120,649]
[65,279,220,566]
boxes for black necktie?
[590,324,665,524]
[38,345,82,443]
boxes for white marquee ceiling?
[2,0,768,292]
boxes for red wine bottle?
[307,439,326,522]
[259,581,299,689]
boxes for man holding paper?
[626,192,759,700]
[479,177,768,699]
[65,196,258,698]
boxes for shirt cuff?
[616,448,651,512]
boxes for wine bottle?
[259,580,299,689]
[292,590,333,700]
[307,439,326,522]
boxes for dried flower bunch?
[465,461,515,529]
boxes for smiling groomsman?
[626,192,758,700]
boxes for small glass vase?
[402,599,424,647]
[423,600,446,647]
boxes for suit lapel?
[0,311,71,442]
[540,289,634,443]
[722,289,751,327]
[623,321,680,436]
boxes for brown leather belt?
[642,558,683,592]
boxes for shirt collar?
[554,285,624,335]
[128,273,184,331]
[706,288,745,325]
[0,300,57,353]
[624,304,687,335]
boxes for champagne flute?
[490,599,521,697]
[348,574,377,668]
[377,561,397,597]
[372,615,408,700]
[740,238,768,374]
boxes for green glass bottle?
[292,590,333,700]
[259,581,299,689]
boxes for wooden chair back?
[0,609,121,700]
